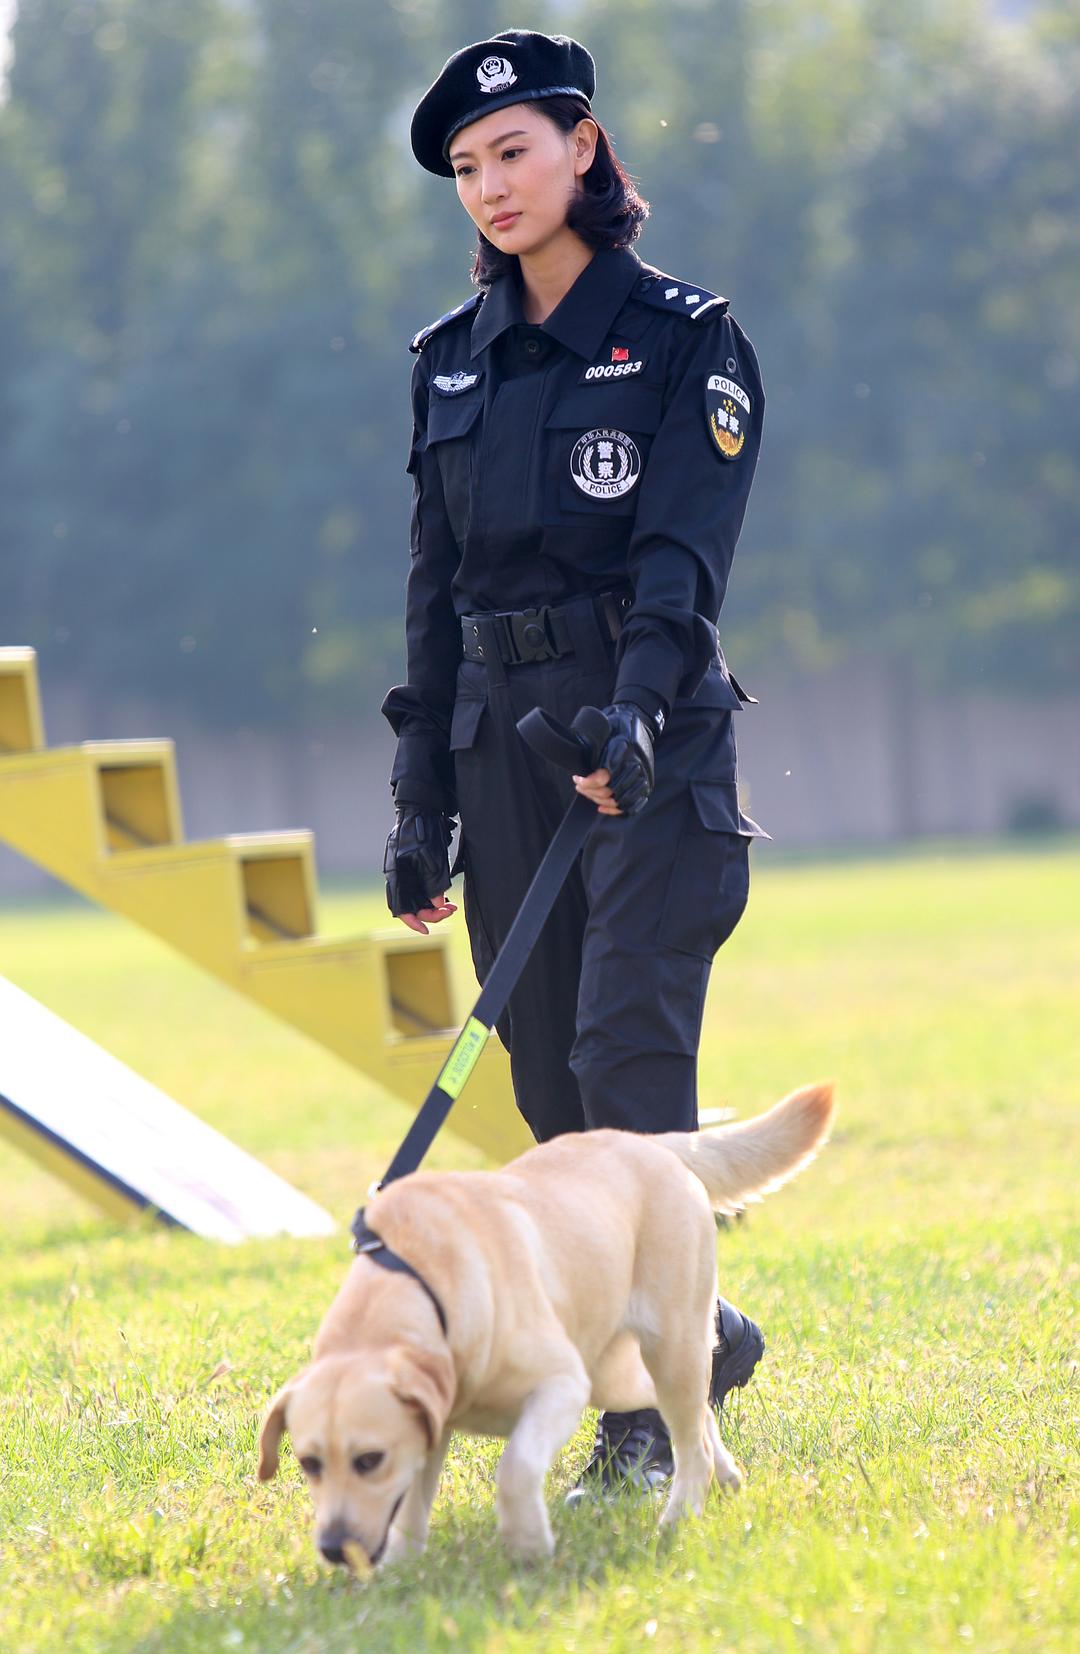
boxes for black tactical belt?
[461,590,632,666]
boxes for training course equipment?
[0,978,335,1240]
[378,704,610,1189]
[0,648,533,1193]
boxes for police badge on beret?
[476,55,517,93]
[706,373,751,460]
[411,29,596,177]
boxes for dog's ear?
[388,1345,455,1450]
[257,1370,306,1481]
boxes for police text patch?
[706,373,750,459]
[570,429,641,499]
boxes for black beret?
[411,29,596,178]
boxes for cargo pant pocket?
[657,780,763,959]
[448,694,487,876]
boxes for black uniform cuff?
[614,637,684,717]
[390,731,458,816]
[615,614,717,710]
[391,779,456,816]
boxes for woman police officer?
[382,29,767,1500]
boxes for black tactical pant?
[449,604,760,1144]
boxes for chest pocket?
[544,384,663,524]
[424,386,484,544]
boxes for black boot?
[564,1407,674,1506]
[710,1298,765,1409]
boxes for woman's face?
[448,104,598,258]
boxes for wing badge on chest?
[706,373,751,459]
[432,370,480,395]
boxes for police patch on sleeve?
[570,429,641,499]
[706,373,751,460]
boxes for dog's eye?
[351,1451,384,1475]
[298,1455,322,1478]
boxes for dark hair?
[469,96,649,287]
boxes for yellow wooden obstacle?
[0,648,531,1202]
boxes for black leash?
[351,705,610,1325]
[377,703,610,1191]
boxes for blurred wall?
[2,666,1076,896]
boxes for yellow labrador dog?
[258,1081,833,1567]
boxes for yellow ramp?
[0,647,531,1169]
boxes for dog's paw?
[504,1534,556,1564]
[707,1417,743,1492]
[499,1515,556,1563]
[715,1457,743,1493]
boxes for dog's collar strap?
[350,1208,449,1336]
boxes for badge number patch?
[570,428,641,499]
[706,373,750,459]
[582,359,644,382]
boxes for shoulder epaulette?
[635,269,729,323]
[409,292,484,354]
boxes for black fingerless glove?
[384,808,454,916]
[599,702,659,817]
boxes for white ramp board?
[0,977,335,1242]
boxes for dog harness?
[350,1207,449,1336]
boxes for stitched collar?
[470,246,645,361]
[350,1208,449,1336]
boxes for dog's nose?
[318,1523,353,1566]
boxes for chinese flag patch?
[611,346,630,362]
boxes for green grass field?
[0,845,1077,1652]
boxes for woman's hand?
[384,808,456,924]
[573,703,658,817]
[572,767,624,816]
[397,895,457,935]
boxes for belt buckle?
[509,606,558,664]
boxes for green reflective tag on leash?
[437,1016,490,1100]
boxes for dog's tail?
[655,1082,835,1215]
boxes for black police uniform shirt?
[384,245,765,813]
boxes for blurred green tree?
[0,0,1076,726]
